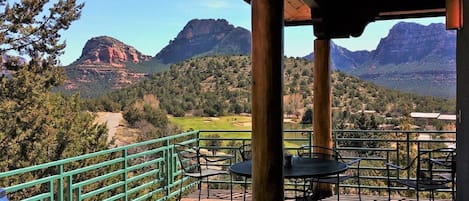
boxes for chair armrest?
[203,155,234,163]
[346,158,361,166]
[430,158,453,168]
[385,162,407,170]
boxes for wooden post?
[312,39,333,198]
[313,39,333,149]
[456,0,468,200]
[251,0,284,201]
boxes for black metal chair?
[175,143,232,201]
[297,145,362,201]
[386,147,455,201]
[238,144,252,201]
[430,149,456,201]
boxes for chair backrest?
[408,148,455,184]
[238,144,252,161]
[175,143,200,173]
[297,145,340,161]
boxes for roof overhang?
[244,0,446,38]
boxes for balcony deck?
[180,189,454,201]
[0,129,456,201]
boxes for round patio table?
[229,157,348,178]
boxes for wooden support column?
[251,0,284,201]
[456,0,468,200]
[312,39,333,198]
[313,39,333,149]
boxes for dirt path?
[95,112,124,144]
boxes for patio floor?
[180,189,454,201]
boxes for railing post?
[196,130,200,149]
[58,164,63,201]
[67,176,73,201]
[165,139,172,198]
[49,180,54,201]
[406,132,410,164]
[122,149,128,201]
[76,186,82,201]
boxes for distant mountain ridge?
[305,22,456,97]
[154,19,251,64]
[369,22,454,66]
[63,19,456,98]
[62,19,251,97]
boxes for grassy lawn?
[169,115,308,149]
[169,115,252,139]
[169,115,252,131]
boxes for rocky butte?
[64,36,152,92]
[154,19,251,64]
[72,36,152,68]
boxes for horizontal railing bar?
[199,130,252,133]
[6,175,60,192]
[127,147,166,159]
[22,193,51,201]
[72,169,124,189]
[338,147,396,151]
[334,129,455,134]
[127,158,164,172]
[128,169,161,184]
[127,178,165,195]
[102,193,125,201]
[65,157,124,176]
[80,181,125,199]
[133,187,166,201]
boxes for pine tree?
[0,1,111,199]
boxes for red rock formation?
[73,36,151,67]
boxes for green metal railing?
[0,130,200,201]
[0,129,456,200]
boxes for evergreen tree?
[0,1,111,199]
[301,108,313,124]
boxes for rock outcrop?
[64,36,154,95]
[304,42,371,71]
[73,36,151,68]
[154,19,251,64]
[370,22,455,66]
[304,22,456,97]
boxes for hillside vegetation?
[89,55,455,127]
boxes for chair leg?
[357,171,361,201]
[337,175,340,201]
[230,174,233,201]
[243,177,248,201]
[387,180,391,201]
[198,179,202,201]
[206,177,210,198]
[178,176,184,201]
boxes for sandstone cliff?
[154,19,251,64]
[72,36,151,68]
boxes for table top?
[229,157,348,179]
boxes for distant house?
[437,114,457,121]
[410,112,456,121]
[359,110,376,114]
[410,112,440,119]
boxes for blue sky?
[59,0,445,65]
